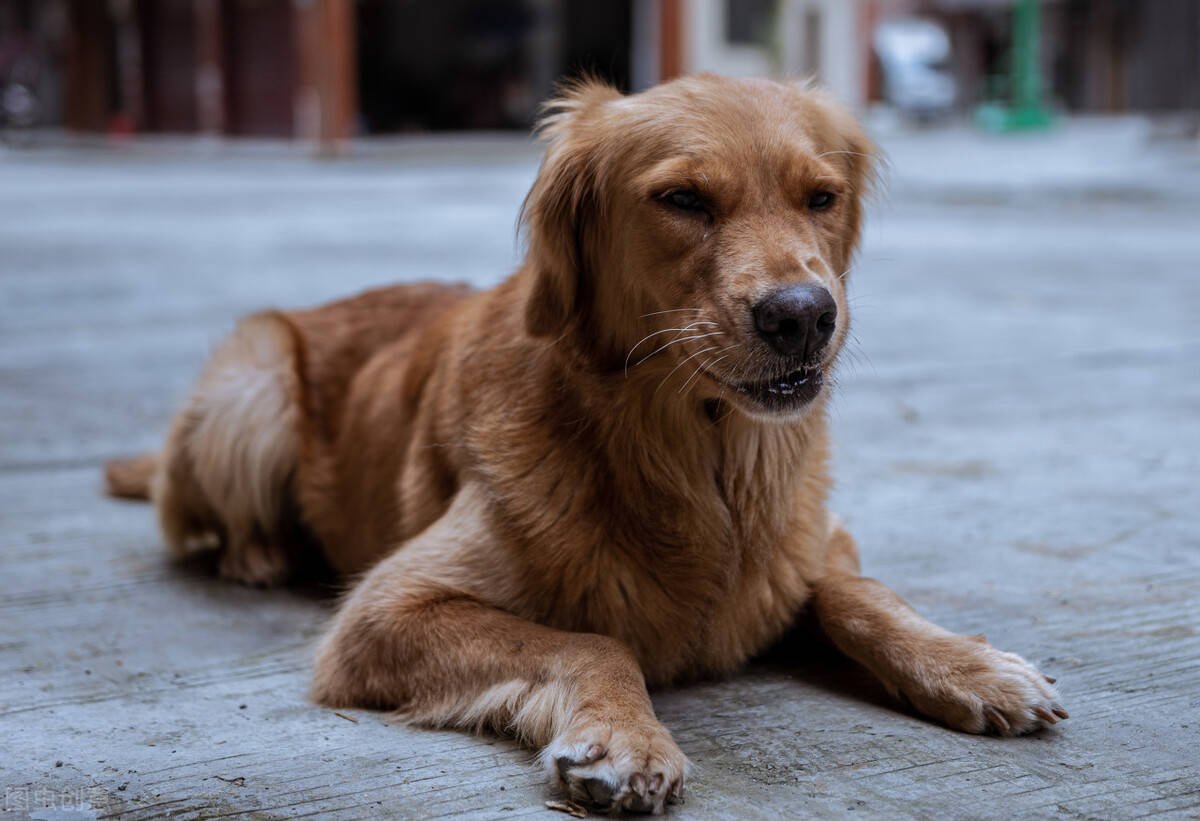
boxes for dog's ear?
[520,78,622,338]
[833,110,879,265]
[805,90,882,268]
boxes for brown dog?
[106,75,1066,814]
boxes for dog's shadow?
[162,550,920,729]
[164,545,342,606]
[743,619,908,717]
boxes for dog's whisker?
[662,316,715,350]
[652,345,719,397]
[638,308,711,319]
[677,366,708,396]
[710,347,741,367]
[624,322,719,376]
[634,331,725,367]
[674,344,740,397]
[713,381,734,423]
[816,150,873,160]
[664,320,719,349]
[847,333,877,377]
[678,352,734,395]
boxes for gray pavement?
[1,120,1198,820]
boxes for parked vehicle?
[873,18,957,122]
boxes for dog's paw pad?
[544,716,687,814]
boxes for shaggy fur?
[106,75,1066,814]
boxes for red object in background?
[659,0,682,81]
[107,110,134,141]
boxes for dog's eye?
[808,191,836,211]
[663,190,706,213]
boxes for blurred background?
[1,0,1198,143]
[2,3,1199,817]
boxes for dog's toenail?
[983,705,1010,733]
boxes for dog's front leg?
[311,487,686,813]
[810,524,1067,735]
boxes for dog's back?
[105,281,472,585]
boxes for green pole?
[1010,0,1053,126]
[975,0,1054,131]
[1013,0,1040,109]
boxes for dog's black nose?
[752,284,837,359]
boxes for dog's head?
[521,74,877,420]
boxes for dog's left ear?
[520,78,622,338]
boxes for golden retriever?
[106,74,1067,814]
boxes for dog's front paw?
[543,712,687,814]
[897,634,1068,736]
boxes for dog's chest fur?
[476,384,833,685]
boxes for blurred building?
[0,0,1196,144]
[918,0,1200,113]
[0,0,872,141]
[639,0,866,106]
[2,0,358,141]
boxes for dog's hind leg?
[154,311,304,586]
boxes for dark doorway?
[355,0,631,133]
[222,0,295,136]
[138,0,198,132]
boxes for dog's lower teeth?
[735,369,818,400]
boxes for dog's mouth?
[728,366,824,412]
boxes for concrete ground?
[1,120,1198,820]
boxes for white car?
[874,18,957,120]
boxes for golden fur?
[106,75,1066,814]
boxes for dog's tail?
[104,452,158,501]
